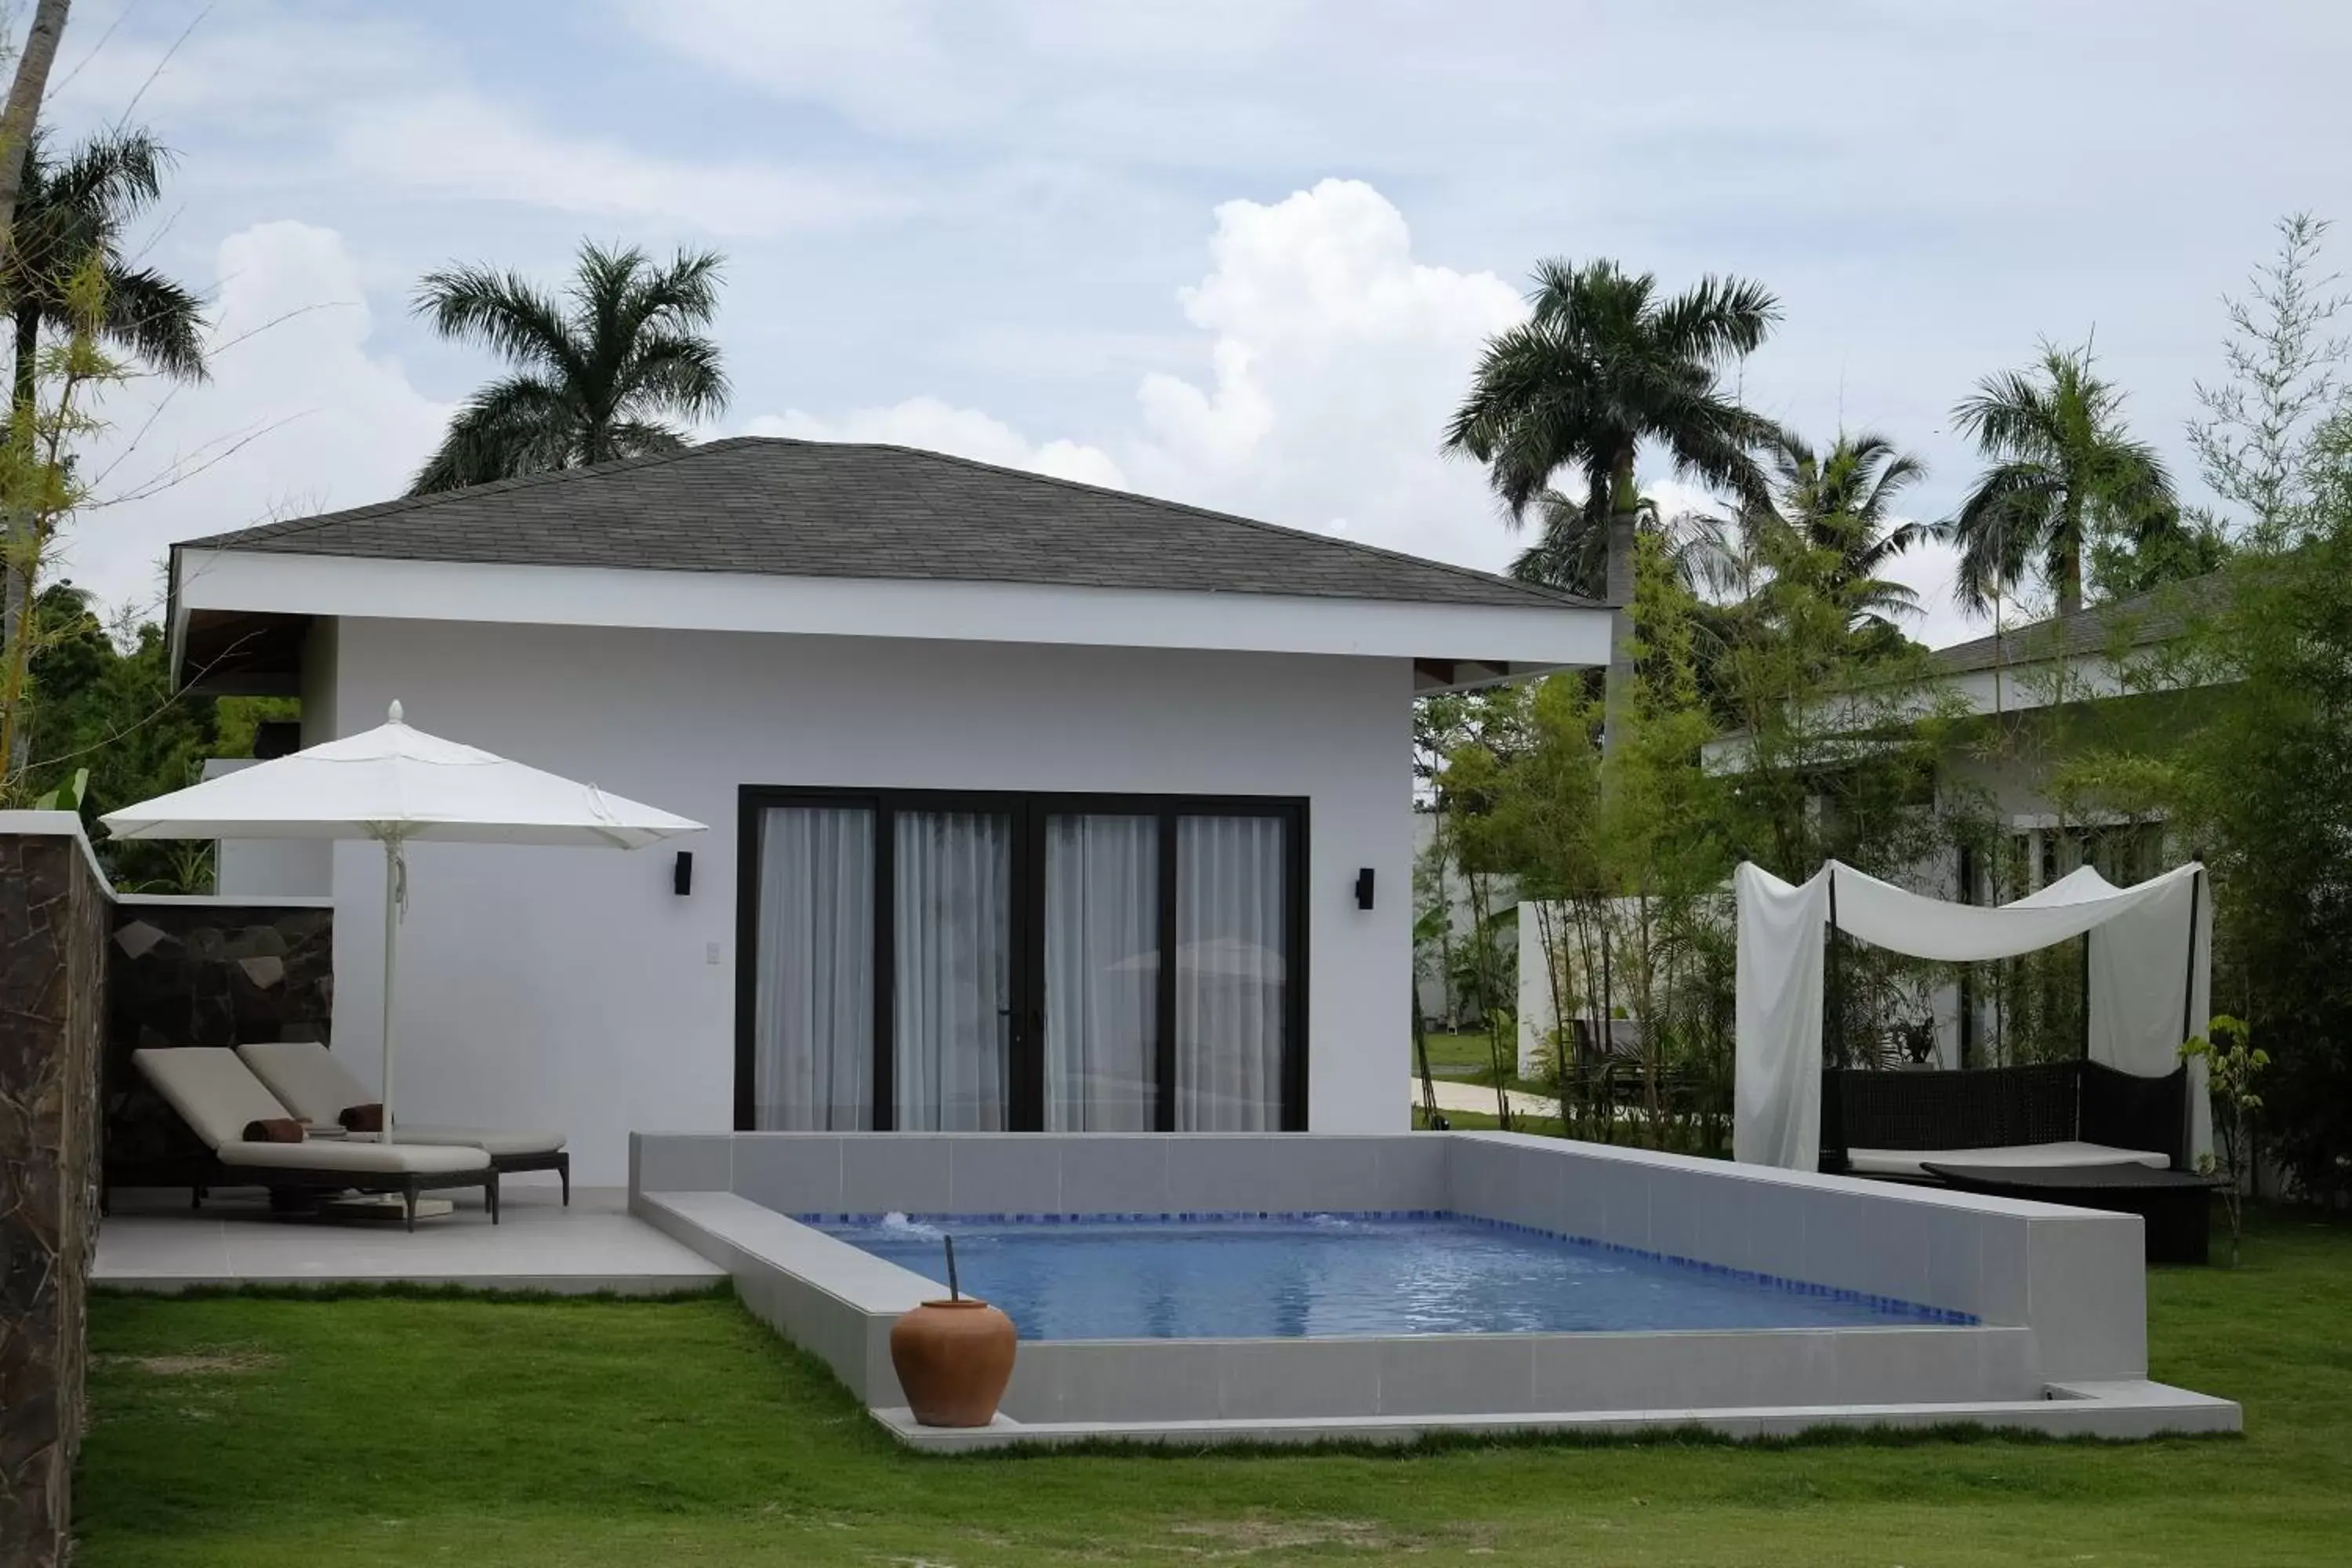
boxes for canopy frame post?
[379,836,405,1146]
[1825,867,1843,1069]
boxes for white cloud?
[745,398,1127,490]
[67,221,451,614]
[336,95,902,238]
[1123,179,1527,564]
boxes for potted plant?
[889,1237,1017,1427]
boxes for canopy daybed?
[1733,859,2213,1175]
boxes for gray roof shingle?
[1933,572,2225,674]
[180,437,1592,612]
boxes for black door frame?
[734,786,1309,1133]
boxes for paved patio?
[94,1185,725,1294]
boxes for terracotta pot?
[890,1298,1018,1427]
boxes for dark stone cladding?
[103,903,335,1174]
[0,833,107,1567]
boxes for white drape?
[751,806,873,1131]
[894,811,1012,1131]
[1175,815,1287,1131]
[1733,859,2212,1170]
[1044,814,1160,1131]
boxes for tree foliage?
[1945,341,2180,617]
[410,241,729,493]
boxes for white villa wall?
[317,616,1414,1184]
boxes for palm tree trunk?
[0,0,71,243]
[1600,452,1639,766]
[2056,502,2083,617]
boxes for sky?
[32,0,2352,648]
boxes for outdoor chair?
[237,1040,571,1203]
[125,1047,499,1230]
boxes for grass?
[74,1209,2352,1566]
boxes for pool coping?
[630,1131,2243,1443]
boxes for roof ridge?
[179,439,762,551]
[866,439,1598,609]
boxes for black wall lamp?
[1355,867,1376,910]
[673,851,694,896]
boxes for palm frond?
[412,264,583,382]
[97,266,209,382]
[408,376,573,494]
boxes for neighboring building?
[165,438,1606,1181]
[1517,575,2227,1074]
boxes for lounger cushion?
[1846,1140,2172,1179]
[216,1139,488,1174]
[135,1047,298,1149]
[238,1041,565,1156]
[376,1127,566,1157]
[235,1040,372,1124]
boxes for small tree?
[2181,1015,2267,1265]
[0,256,126,797]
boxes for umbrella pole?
[380,837,403,1146]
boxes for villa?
[165,437,1609,1184]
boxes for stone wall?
[0,826,108,1567]
[104,901,334,1174]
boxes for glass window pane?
[894,811,1013,1131]
[1174,815,1287,1131]
[750,806,874,1130]
[1044,814,1160,1131]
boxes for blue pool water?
[818,1213,1958,1341]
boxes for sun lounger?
[236,1040,572,1204]
[131,1047,497,1230]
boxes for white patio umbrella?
[101,701,704,1141]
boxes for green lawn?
[75,1209,2352,1566]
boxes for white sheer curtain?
[1175,815,1287,1130]
[1044,814,1159,1130]
[894,811,1012,1131]
[751,806,873,1130]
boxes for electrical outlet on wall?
[705,942,723,966]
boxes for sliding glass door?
[746,804,874,1131]
[1042,813,1160,1131]
[739,792,1303,1132]
[892,810,1015,1131]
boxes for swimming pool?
[631,1131,2239,1446]
[819,1212,1962,1339]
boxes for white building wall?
[321,616,1414,1184]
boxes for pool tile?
[2026,1214,2146,1381]
[949,1138,1063,1214]
[840,1136,952,1214]
[1583,1155,1651,1250]
[1164,1136,1277,1213]
[634,1134,731,1194]
[1212,1339,1382,1420]
[1370,1135,1449,1212]
[1054,1137,1171,1215]
[1251,1137,1390,1213]
[1918,1207,1985,1319]
[1376,1334,1538,1416]
[732,1136,844,1213]
[1049,1341,1226,1423]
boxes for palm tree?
[1445,258,1779,757]
[1509,488,1743,600]
[2,125,209,769]
[1743,429,1931,640]
[410,241,729,494]
[1945,343,2176,618]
